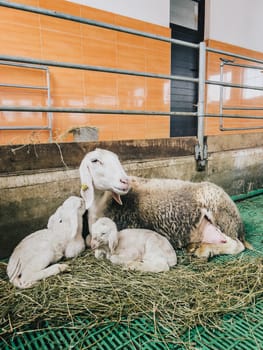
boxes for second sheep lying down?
[7,196,86,288]
[91,217,177,272]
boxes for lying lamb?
[80,148,250,259]
[7,196,86,288]
[91,217,177,272]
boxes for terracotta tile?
[117,44,146,71]
[0,7,40,27]
[80,5,115,24]
[82,37,117,67]
[145,23,171,37]
[84,72,117,108]
[146,80,170,111]
[117,76,146,110]
[40,16,81,36]
[117,31,145,49]
[0,22,41,57]
[39,0,80,16]
[146,50,170,74]
[0,65,46,86]
[0,130,50,146]
[81,24,116,43]
[115,15,146,32]
[146,116,170,138]
[41,29,82,63]
[9,0,39,6]
[49,67,85,98]
[39,0,81,36]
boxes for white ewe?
[79,148,249,259]
[91,217,177,272]
[7,196,86,288]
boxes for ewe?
[80,148,249,259]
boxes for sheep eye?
[59,218,62,223]
[91,158,102,164]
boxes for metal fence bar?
[0,60,49,70]
[0,126,50,130]
[0,55,199,83]
[196,41,206,168]
[223,106,263,110]
[206,79,263,91]
[0,106,197,116]
[0,83,48,90]
[0,60,53,139]
[0,1,201,144]
[1,106,263,119]
[0,1,199,49]
[216,57,263,131]
[222,61,263,70]
[207,47,263,65]
[221,126,263,131]
[205,113,263,119]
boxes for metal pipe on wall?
[0,55,199,83]
[196,41,207,170]
[207,47,263,65]
[0,1,199,49]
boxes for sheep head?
[91,217,119,253]
[48,196,86,239]
[79,148,130,209]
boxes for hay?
[0,251,262,345]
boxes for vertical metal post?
[219,61,224,129]
[46,68,53,142]
[195,41,207,170]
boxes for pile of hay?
[0,251,262,345]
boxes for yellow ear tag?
[81,184,89,191]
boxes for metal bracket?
[195,141,208,171]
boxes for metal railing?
[205,47,263,132]
[0,60,53,141]
[0,0,262,166]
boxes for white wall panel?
[205,0,263,52]
[67,0,170,27]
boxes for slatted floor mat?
[1,193,263,349]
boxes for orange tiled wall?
[0,0,171,145]
[205,39,263,135]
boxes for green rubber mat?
[1,193,263,350]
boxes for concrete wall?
[1,134,263,258]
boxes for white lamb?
[79,148,250,259]
[91,217,177,272]
[7,196,86,289]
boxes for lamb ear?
[109,230,119,253]
[66,202,82,239]
[79,156,94,209]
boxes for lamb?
[7,196,86,288]
[90,217,177,272]
[79,148,249,259]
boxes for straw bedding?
[0,250,262,344]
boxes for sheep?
[90,217,177,272]
[79,148,249,259]
[7,196,86,288]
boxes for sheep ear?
[66,202,82,239]
[79,156,94,209]
[47,206,62,228]
[109,231,119,253]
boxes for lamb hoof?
[186,242,200,254]
[59,263,70,272]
